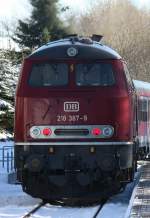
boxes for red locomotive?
[14,35,149,205]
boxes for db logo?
[64,102,79,112]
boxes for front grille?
[54,129,89,136]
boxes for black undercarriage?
[15,144,134,205]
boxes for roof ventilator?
[65,34,103,45]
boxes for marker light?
[103,127,113,137]
[92,128,102,136]
[43,128,52,136]
[30,127,41,138]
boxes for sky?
[0,0,31,20]
[133,0,150,8]
[0,0,91,20]
[0,0,150,21]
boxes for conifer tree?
[0,50,19,133]
[13,0,70,51]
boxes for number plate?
[57,114,88,122]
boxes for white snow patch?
[33,204,100,218]
[0,99,13,112]
[0,174,40,207]
[0,142,41,218]
[0,99,11,107]
[98,170,141,218]
[0,132,13,140]
[98,203,127,218]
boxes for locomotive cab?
[15,36,137,204]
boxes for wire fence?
[0,145,14,173]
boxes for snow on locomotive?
[14,35,150,205]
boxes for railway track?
[19,162,147,218]
[92,204,104,218]
[21,201,105,218]
[22,201,46,218]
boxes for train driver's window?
[29,63,68,87]
[76,63,115,86]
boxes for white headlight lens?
[67,47,78,57]
[102,127,113,137]
[30,127,41,138]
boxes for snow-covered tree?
[0,50,19,134]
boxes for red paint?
[14,58,134,143]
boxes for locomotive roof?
[28,38,121,60]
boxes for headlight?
[102,127,114,137]
[30,126,41,138]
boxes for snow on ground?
[98,166,141,218]
[32,204,100,218]
[0,141,41,218]
[0,141,139,218]
[98,181,137,218]
[0,173,40,207]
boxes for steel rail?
[92,201,106,218]
[21,201,46,218]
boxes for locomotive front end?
[15,36,136,204]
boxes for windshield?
[76,63,115,86]
[29,63,68,87]
[29,62,115,87]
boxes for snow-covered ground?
[0,141,41,218]
[0,141,139,218]
[98,176,139,218]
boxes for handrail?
[0,146,14,173]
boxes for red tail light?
[92,128,102,136]
[43,128,52,136]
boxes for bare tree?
[0,19,18,51]
[74,0,150,81]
